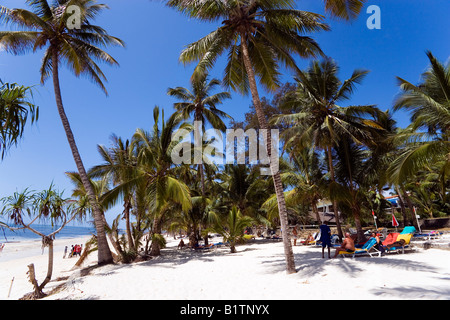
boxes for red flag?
[392,214,399,227]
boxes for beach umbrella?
[392,213,399,231]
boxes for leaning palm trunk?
[241,38,295,274]
[101,214,122,257]
[51,51,113,266]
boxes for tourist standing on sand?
[319,221,332,259]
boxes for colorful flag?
[392,214,399,227]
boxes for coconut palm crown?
[390,51,450,184]
[0,0,124,93]
[0,81,39,159]
[168,0,330,93]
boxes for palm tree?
[89,135,138,252]
[390,51,450,188]
[264,149,326,224]
[215,163,272,241]
[0,0,125,265]
[167,73,232,196]
[0,81,39,159]
[168,73,232,132]
[212,206,254,253]
[167,0,367,274]
[168,0,325,274]
[65,171,126,255]
[1,185,78,299]
[333,136,370,241]
[0,188,33,225]
[178,161,223,246]
[132,106,192,256]
[273,58,383,239]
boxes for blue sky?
[0,0,449,226]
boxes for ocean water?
[0,224,96,243]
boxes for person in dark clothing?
[319,221,332,259]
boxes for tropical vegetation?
[0,81,38,159]
[0,1,448,299]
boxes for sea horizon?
[0,224,97,243]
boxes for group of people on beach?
[318,221,386,258]
[63,244,83,259]
[176,233,213,250]
[291,222,388,259]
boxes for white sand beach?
[1,235,450,300]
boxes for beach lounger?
[384,233,413,254]
[243,234,256,240]
[400,226,416,235]
[413,230,442,240]
[193,243,216,251]
[309,231,321,246]
[382,232,400,246]
[330,234,339,246]
[339,237,382,258]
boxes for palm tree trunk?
[400,185,419,229]
[194,110,208,245]
[150,216,162,256]
[312,201,321,223]
[352,201,365,243]
[39,237,53,291]
[51,50,113,266]
[26,263,45,299]
[396,186,407,227]
[342,145,365,242]
[74,239,92,268]
[101,213,121,257]
[240,37,296,274]
[326,146,344,240]
[124,197,135,251]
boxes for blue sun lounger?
[400,226,416,235]
[339,237,382,258]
